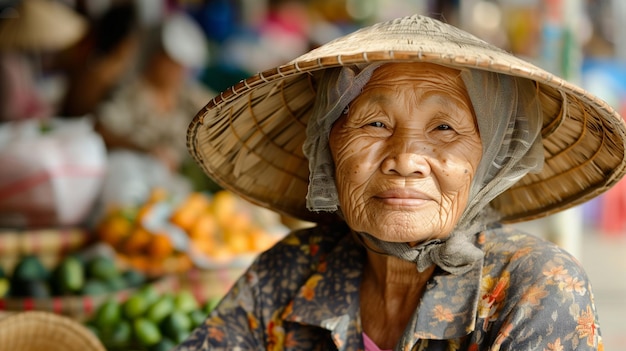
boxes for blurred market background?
[0,0,625,350]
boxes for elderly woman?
[175,15,626,350]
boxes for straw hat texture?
[0,311,106,351]
[0,0,87,51]
[188,14,626,224]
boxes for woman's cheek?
[333,136,380,185]
[439,163,475,212]
[335,156,365,199]
[334,156,372,221]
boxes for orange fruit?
[223,229,250,254]
[147,187,168,203]
[249,228,278,252]
[189,212,217,240]
[210,191,238,224]
[165,254,193,273]
[121,227,152,255]
[146,233,175,260]
[190,235,217,256]
[123,254,150,272]
[97,215,133,246]
[170,193,210,231]
[223,212,252,233]
[209,244,234,263]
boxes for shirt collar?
[282,230,484,349]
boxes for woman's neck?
[360,249,435,349]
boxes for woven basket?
[0,310,106,351]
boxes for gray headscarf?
[302,63,544,275]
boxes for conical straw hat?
[188,14,626,224]
[0,311,106,351]
[0,0,87,51]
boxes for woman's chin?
[359,225,443,244]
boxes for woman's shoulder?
[475,225,600,350]
[482,224,571,254]
[480,224,588,279]
[251,222,351,272]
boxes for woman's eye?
[436,124,452,131]
[368,121,386,128]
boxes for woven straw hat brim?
[0,0,87,51]
[188,14,626,224]
[0,311,106,351]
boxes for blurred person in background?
[0,0,87,122]
[57,0,140,118]
[94,10,212,175]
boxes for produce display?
[0,254,145,299]
[0,187,285,348]
[96,189,287,275]
[85,284,220,350]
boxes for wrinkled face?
[329,63,482,243]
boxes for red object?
[599,177,626,235]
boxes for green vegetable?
[122,294,149,319]
[160,311,192,341]
[87,256,119,281]
[55,256,85,294]
[94,299,122,328]
[133,318,162,347]
[173,290,199,314]
[12,255,49,282]
[146,294,175,324]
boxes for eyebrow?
[426,92,470,112]
[368,93,389,105]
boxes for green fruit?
[105,275,127,292]
[203,297,221,314]
[133,318,162,347]
[146,294,175,324]
[173,290,199,313]
[171,328,191,344]
[55,256,85,294]
[87,256,119,281]
[12,255,49,281]
[161,311,192,340]
[149,337,177,351]
[137,284,160,306]
[188,309,206,329]
[122,294,149,319]
[81,279,112,295]
[94,299,122,328]
[121,269,146,288]
[107,319,132,347]
[0,278,9,298]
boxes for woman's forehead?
[367,62,463,83]
[355,63,473,112]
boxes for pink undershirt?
[363,332,392,351]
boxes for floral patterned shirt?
[175,222,603,350]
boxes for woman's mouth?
[374,188,433,206]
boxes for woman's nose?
[381,148,432,177]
